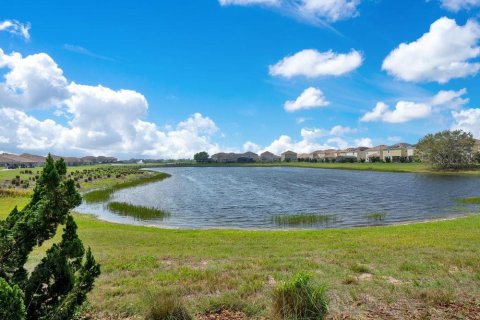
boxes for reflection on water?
[76,167,480,229]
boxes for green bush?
[272,273,328,320]
[0,277,26,320]
[145,291,192,320]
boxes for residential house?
[281,151,297,162]
[260,151,280,162]
[210,153,239,163]
[297,153,313,161]
[20,153,46,166]
[355,147,370,162]
[474,139,480,153]
[311,150,325,161]
[238,152,259,163]
[382,143,411,162]
[0,153,37,168]
[407,145,416,161]
[63,157,84,166]
[365,145,388,162]
[324,149,338,162]
[336,148,357,162]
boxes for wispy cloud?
[0,19,30,40]
[63,44,116,62]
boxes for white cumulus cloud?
[284,87,330,112]
[361,101,432,123]
[451,108,480,138]
[382,17,480,83]
[441,0,480,11]
[0,48,223,159]
[0,20,30,40]
[430,88,469,109]
[354,137,373,147]
[360,88,469,123]
[0,49,69,108]
[269,49,363,78]
[250,125,365,155]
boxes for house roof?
[0,153,36,163]
[388,143,413,149]
[368,145,388,151]
[281,150,296,155]
[20,153,46,162]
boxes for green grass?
[107,202,170,220]
[365,212,387,221]
[0,188,32,198]
[456,196,480,204]
[272,213,335,226]
[1,196,480,318]
[82,188,115,203]
[83,172,171,203]
[272,273,328,320]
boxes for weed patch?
[272,273,328,320]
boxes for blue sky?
[1,0,480,158]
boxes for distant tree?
[415,130,475,169]
[0,155,100,320]
[193,151,209,163]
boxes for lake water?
[76,167,480,229]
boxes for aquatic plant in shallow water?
[365,212,387,221]
[107,201,170,220]
[272,213,336,226]
[456,196,480,204]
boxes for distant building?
[311,150,325,161]
[260,151,280,162]
[210,152,238,163]
[355,147,370,162]
[281,151,297,162]
[474,139,480,153]
[382,143,413,162]
[239,152,260,162]
[366,145,388,162]
[20,153,46,166]
[324,150,338,162]
[297,153,312,160]
[0,153,37,168]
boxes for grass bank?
[1,197,479,319]
[160,161,480,176]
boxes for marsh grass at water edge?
[456,196,480,204]
[272,214,336,226]
[365,212,387,221]
[83,172,171,203]
[107,201,170,220]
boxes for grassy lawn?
[1,195,479,319]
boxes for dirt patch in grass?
[197,309,249,320]
[359,298,480,320]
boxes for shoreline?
[149,162,480,176]
[74,209,478,233]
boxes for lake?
[76,167,480,229]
